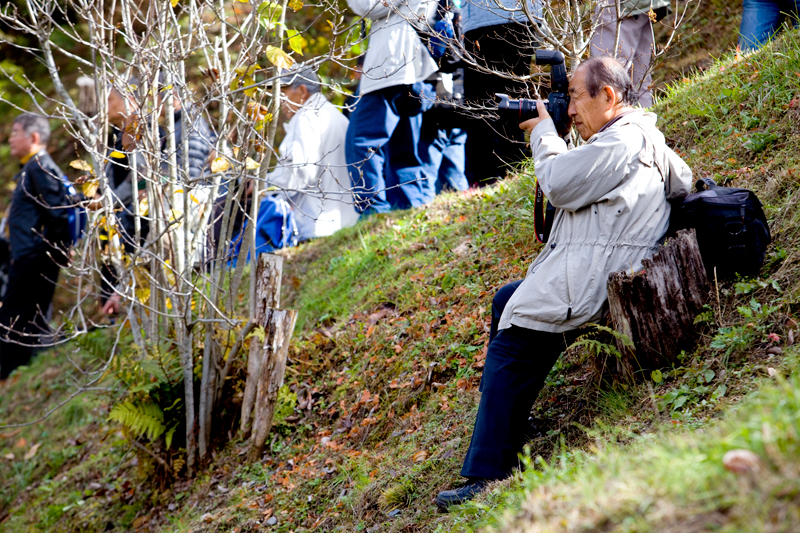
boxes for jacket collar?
[588,109,658,141]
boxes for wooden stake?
[248,308,298,461]
[240,253,284,436]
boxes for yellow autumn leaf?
[245,157,260,170]
[234,64,260,77]
[82,179,100,198]
[288,0,303,11]
[70,159,93,172]
[287,29,304,56]
[135,286,151,304]
[108,150,125,159]
[170,0,178,7]
[243,76,257,97]
[211,157,231,173]
[138,197,149,216]
[265,45,295,70]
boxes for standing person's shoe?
[435,478,490,511]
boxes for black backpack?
[671,177,771,279]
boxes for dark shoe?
[435,479,489,511]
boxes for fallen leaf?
[24,442,41,460]
[456,378,467,390]
[367,308,391,324]
[767,367,779,378]
[452,239,471,256]
[0,428,22,439]
[3,453,14,460]
[389,380,398,389]
[263,508,273,519]
[264,493,274,504]
[133,515,148,528]
[412,450,428,463]
[14,437,27,449]
[360,390,371,403]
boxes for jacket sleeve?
[531,119,638,212]
[664,146,693,200]
[28,159,69,222]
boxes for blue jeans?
[345,83,435,214]
[739,0,800,51]
[426,127,469,193]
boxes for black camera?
[494,50,570,134]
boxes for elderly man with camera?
[435,56,693,509]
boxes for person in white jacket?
[266,67,359,241]
[344,0,440,214]
[436,56,692,509]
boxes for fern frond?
[109,400,166,442]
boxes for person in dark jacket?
[0,113,71,380]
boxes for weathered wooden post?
[240,253,289,436]
[606,229,709,377]
[248,308,298,461]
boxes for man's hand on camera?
[519,101,550,134]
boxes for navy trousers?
[345,83,436,214]
[461,281,579,480]
[0,250,62,379]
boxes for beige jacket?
[498,110,693,333]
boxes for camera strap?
[534,181,555,244]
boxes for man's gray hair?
[280,65,321,95]
[577,57,637,107]
[13,113,51,144]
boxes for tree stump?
[606,229,709,377]
[240,253,284,436]
[248,308,298,461]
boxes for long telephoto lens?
[495,94,540,123]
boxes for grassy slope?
[7,8,800,533]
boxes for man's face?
[9,122,34,160]
[280,85,307,120]
[567,67,616,141]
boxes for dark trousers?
[461,281,578,480]
[463,24,536,186]
[0,251,61,379]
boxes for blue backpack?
[228,195,297,266]
[58,174,87,245]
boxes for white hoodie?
[267,92,359,240]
